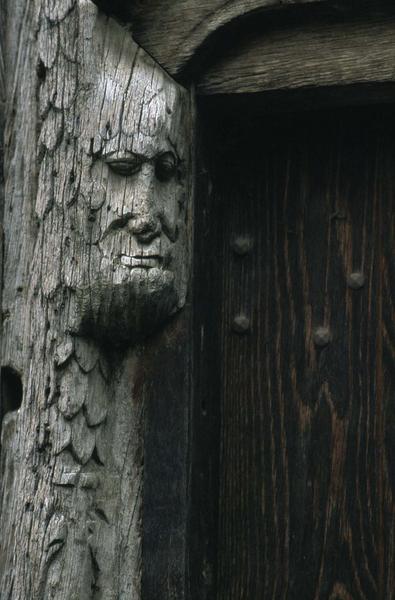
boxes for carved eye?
[106,154,143,177]
[155,152,177,182]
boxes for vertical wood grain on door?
[193,105,395,599]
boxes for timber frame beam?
[93,0,354,77]
[196,9,395,107]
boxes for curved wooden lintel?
[92,0,345,78]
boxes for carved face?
[101,148,182,271]
[74,50,190,346]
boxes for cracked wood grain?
[0,1,192,598]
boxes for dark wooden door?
[192,104,395,600]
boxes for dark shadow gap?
[1,366,23,420]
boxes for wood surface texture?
[0,1,192,598]
[192,102,395,599]
[142,310,192,599]
[197,13,395,95]
[0,0,4,358]
[93,0,337,77]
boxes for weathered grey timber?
[0,0,4,360]
[94,0,342,76]
[197,13,395,96]
[0,1,191,598]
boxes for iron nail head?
[313,327,331,347]
[231,235,254,256]
[232,314,250,334]
[347,272,365,290]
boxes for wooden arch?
[93,0,344,77]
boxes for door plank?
[194,104,395,599]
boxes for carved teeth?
[120,255,160,268]
[120,255,133,267]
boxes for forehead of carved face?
[88,68,188,274]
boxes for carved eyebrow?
[101,149,142,159]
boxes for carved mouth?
[120,255,162,269]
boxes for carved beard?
[75,266,180,347]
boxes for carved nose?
[127,214,161,243]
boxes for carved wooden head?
[70,15,191,346]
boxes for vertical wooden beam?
[0,2,194,598]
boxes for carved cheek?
[102,174,130,217]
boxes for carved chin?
[75,268,181,346]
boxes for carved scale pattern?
[53,338,108,467]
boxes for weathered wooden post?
[0,1,192,597]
